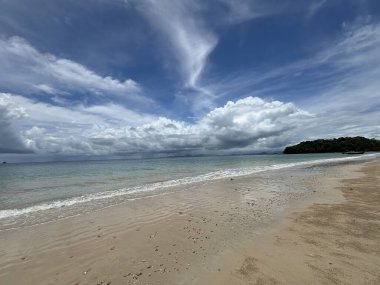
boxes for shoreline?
[0,153,377,231]
[0,159,379,284]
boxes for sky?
[0,0,380,162]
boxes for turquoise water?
[0,153,378,228]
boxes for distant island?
[283,136,380,154]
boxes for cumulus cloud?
[0,93,308,156]
[0,93,158,154]
[0,37,146,104]
[0,94,30,153]
[86,98,308,154]
[200,97,308,149]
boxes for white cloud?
[1,93,309,155]
[0,92,159,154]
[0,94,30,153]
[0,37,147,104]
[3,89,377,157]
[199,97,308,149]
[86,97,309,154]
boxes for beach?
[0,158,379,284]
[2,2,380,284]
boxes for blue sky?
[0,0,379,161]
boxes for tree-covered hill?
[283,137,380,154]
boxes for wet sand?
[0,160,378,284]
[202,160,380,284]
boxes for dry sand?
[0,160,379,284]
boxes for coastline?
[0,159,379,284]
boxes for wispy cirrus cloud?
[131,0,222,116]
[135,0,218,91]
[306,0,327,19]
[299,18,380,113]
[218,0,283,24]
[205,17,380,111]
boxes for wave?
[0,153,378,220]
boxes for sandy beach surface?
[0,159,379,284]
[202,160,380,285]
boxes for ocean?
[0,153,378,230]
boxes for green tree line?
[283,137,380,154]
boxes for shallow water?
[0,153,378,229]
